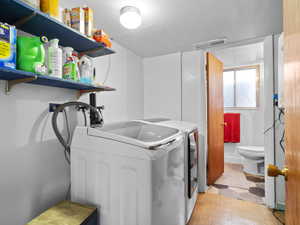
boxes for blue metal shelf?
[0,67,116,94]
[0,0,115,57]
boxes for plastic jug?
[79,56,93,84]
[17,36,47,73]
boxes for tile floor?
[207,163,265,204]
[188,193,283,225]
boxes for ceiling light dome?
[120,6,142,29]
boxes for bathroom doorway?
[207,41,267,205]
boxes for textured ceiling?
[64,0,282,57]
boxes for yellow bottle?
[40,0,59,20]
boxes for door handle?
[148,136,182,150]
[221,122,227,126]
[267,164,288,180]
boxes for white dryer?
[71,121,185,225]
[142,119,199,224]
[157,121,199,224]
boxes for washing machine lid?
[156,120,198,133]
[142,118,171,123]
[87,121,181,149]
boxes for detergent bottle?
[17,36,48,74]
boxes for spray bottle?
[63,47,77,80]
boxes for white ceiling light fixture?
[120,6,142,29]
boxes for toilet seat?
[237,146,264,160]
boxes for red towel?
[224,113,240,143]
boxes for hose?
[52,101,102,200]
[52,101,101,163]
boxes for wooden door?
[206,52,224,185]
[284,0,300,224]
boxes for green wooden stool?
[26,201,98,225]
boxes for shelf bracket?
[76,89,104,99]
[14,12,37,28]
[5,76,37,94]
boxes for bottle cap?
[41,36,48,43]
[50,38,59,47]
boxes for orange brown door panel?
[206,52,224,185]
[283,0,300,224]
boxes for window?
[223,65,260,108]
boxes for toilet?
[237,146,265,176]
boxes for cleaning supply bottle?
[47,39,62,78]
[17,36,48,74]
[72,52,81,81]
[79,55,93,84]
[63,47,77,80]
[40,0,60,20]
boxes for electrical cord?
[264,106,285,133]
[263,104,285,153]
[278,107,285,153]
[280,130,285,153]
[264,118,279,134]
[278,107,285,124]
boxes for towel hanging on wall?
[224,113,240,143]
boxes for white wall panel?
[0,40,144,225]
[143,53,181,120]
[264,35,276,208]
[181,50,207,192]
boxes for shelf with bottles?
[0,67,116,98]
[0,0,115,58]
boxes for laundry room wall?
[143,51,207,124]
[143,50,208,192]
[143,53,182,120]
[0,40,143,225]
[79,42,144,122]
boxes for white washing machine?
[71,121,185,225]
[142,119,199,224]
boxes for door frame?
[201,36,277,208]
[264,35,276,208]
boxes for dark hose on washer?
[52,101,101,163]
